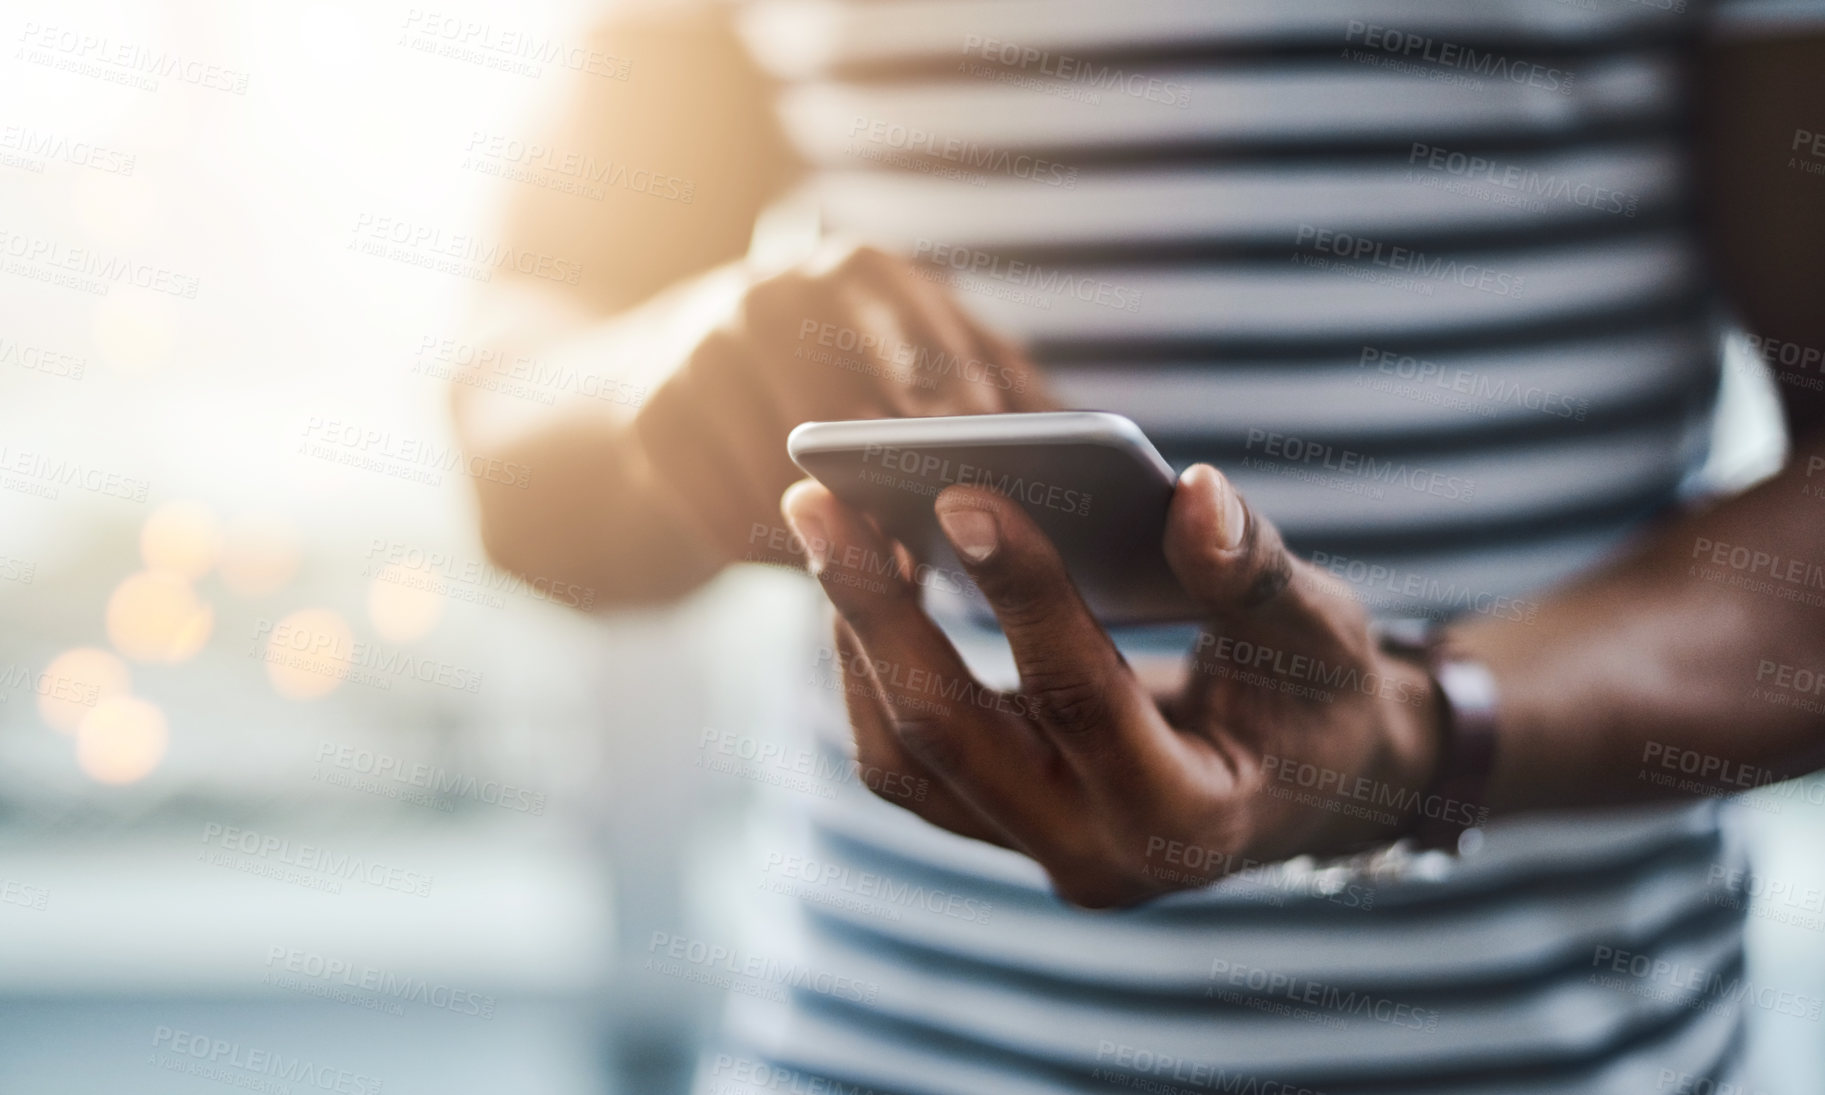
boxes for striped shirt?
[695,2,1820,1092]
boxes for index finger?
[781,479,1069,842]
[930,484,1164,767]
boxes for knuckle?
[829,242,895,281]
[828,576,916,625]
[1240,552,1294,611]
[976,566,1062,630]
[688,327,746,377]
[888,714,964,773]
[737,269,810,331]
[1024,672,1108,736]
[1233,514,1294,612]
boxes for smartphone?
[786,411,1191,623]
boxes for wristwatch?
[1379,622,1501,854]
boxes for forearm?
[1453,430,1825,814]
[454,269,750,607]
[450,2,796,607]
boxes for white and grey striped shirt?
[696,2,1822,1092]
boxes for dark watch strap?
[1379,626,1501,853]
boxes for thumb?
[1164,464,1352,639]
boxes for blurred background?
[1,2,1822,1092]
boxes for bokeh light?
[37,647,133,734]
[106,571,215,663]
[140,499,223,580]
[367,564,443,643]
[75,695,170,785]
[263,607,354,700]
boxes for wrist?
[1379,628,1501,852]
[1371,650,1448,843]
[1277,650,1439,861]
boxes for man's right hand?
[629,241,1053,569]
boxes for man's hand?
[633,241,1052,569]
[782,465,1440,908]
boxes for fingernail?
[938,506,999,563]
[788,512,831,575]
[1189,465,1245,551]
[1219,483,1246,552]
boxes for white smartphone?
[786,411,1191,623]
